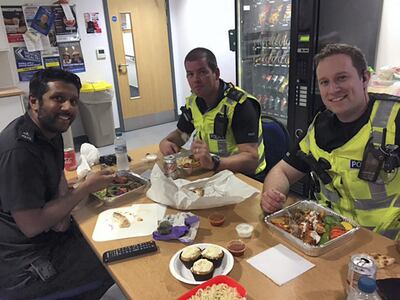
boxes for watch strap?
[212,155,220,171]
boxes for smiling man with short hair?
[261,43,400,240]
[0,68,115,298]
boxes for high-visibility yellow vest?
[299,99,400,240]
[186,84,266,175]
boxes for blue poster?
[13,47,43,81]
[30,6,54,36]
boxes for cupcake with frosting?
[179,246,202,269]
[201,246,224,268]
[190,258,214,281]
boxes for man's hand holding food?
[80,169,116,194]
[191,139,214,170]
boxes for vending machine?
[237,0,292,125]
[236,0,383,196]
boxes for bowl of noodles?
[177,275,246,300]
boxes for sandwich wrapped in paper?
[146,164,259,210]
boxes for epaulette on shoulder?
[226,86,245,102]
[17,129,34,142]
[370,92,400,103]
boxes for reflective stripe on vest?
[363,226,399,240]
[354,194,396,210]
[320,182,340,203]
[372,100,395,143]
[380,228,400,240]
[258,134,266,167]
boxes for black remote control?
[103,240,158,263]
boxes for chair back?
[262,116,290,173]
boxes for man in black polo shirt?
[0,69,116,298]
[159,47,266,180]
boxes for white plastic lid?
[236,223,254,237]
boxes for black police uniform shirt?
[284,94,400,172]
[0,113,65,280]
[177,79,260,145]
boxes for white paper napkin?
[247,244,315,286]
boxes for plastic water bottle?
[114,131,130,171]
[347,276,381,300]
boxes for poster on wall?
[42,29,59,56]
[1,6,27,43]
[30,6,54,36]
[22,5,59,56]
[22,4,39,27]
[53,6,79,42]
[43,56,61,69]
[58,41,85,73]
[84,12,102,34]
[23,30,47,52]
[13,47,43,81]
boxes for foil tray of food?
[264,200,359,256]
[175,150,201,176]
[91,171,150,204]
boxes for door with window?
[107,0,175,130]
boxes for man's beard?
[37,106,74,134]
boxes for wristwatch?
[211,155,220,171]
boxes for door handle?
[118,63,128,74]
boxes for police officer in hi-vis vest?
[261,43,400,240]
[159,47,266,181]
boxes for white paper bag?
[146,164,259,210]
[77,143,100,180]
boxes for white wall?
[168,0,236,109]
[0,0,120,138]
[72,0,120,132]
[376,0,400,69]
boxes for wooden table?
[67,144,399,300]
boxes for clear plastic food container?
[235,223,254,238]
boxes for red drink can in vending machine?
[64,148,77,171]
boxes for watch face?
[212,155,220,171]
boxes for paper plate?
[169,243,234,285]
